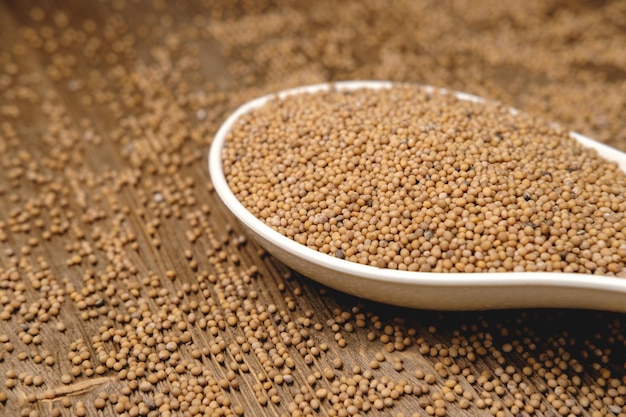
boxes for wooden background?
[0,1,624,416]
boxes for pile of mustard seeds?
[1,1,625,417]
[224,87,626,275]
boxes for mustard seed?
[1,3,626,417]
[224,86,626,275]
[94,397,106,409]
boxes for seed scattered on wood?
[0,2,624,417]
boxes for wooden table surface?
[0,1,624,417]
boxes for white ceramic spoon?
[208,81,626,312]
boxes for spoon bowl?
[208,81,626,312]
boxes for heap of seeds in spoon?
[223,86,626,276]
